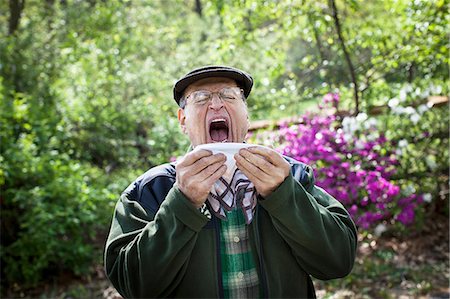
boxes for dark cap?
[173,65,253,106]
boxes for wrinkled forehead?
[183,77,238,97]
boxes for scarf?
[206,165,258,224]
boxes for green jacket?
[104,157,357,298]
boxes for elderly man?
[104,65,357,298]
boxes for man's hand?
[235,147,290,198]
[176,149,227,208]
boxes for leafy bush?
[377,83,449,185]
[251,88,448,231]
[0,86,119,288]
[0,107,118,287]
[2,159,114,285]
[1,0,447,292]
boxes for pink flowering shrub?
[252,93,424,230]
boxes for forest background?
[1,0,449,298]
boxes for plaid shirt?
[219,207,260,298]
[207,167,258,224]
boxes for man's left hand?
[235,147,290,198]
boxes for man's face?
[177,77,250,146]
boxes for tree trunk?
[8,0,25,35]
[195,0,203,17]
[328,0,360,114]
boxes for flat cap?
[173,65,253,106]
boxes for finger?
[180,152,225,177]
[246,146,283,165]
[197,159,227,181]
[235,153,270,182]
[204,164,227,186]
[179,149,213,167]
[238,149,275,174]
[234,156,263,186]
[191,153,226,173]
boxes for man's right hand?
[176,149,227,208]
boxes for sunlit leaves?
[1,0,448,289]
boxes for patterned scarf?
[206,166,258,224]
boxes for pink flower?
[251,92,423,230]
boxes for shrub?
[1,146,118,286]
[0,88,121,288]
[251,89,448,231]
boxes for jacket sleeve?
[259,163,358,280]
[104,181,208,298]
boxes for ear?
[177,108,187,134]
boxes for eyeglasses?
[181,87,244,108]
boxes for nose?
[209,94,224,110]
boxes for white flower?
[398,139,408,148]
[421,89,430,98]
[404,85,413,93]
[388,98,400,108]
[342,117,354,126]
[432,85,442,94]
[399,89,407,101]
[410,113,420,124]
[355,140,365,149]
[342,117,358,133]
[417,104,429,114]
[364,118,378,130]
[404,106,416,115]
[395,149,403,156]
[425,156,437,170]
[343,133,353,142]
[391,106,405,115]
[356,113,368,122]
[374,224,387,237]
[404,184,416,196]
[423,193,432,203]
[366,132,379,141]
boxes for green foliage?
[3,158,115,285]
[0,0,448,292]
[377,82,449,216]
[0,84,118,286]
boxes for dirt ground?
[315,212,450,298]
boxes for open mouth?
[209,118,229,142]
